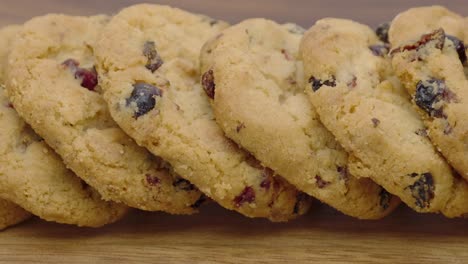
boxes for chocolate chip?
[293,193,308,214]
[126,82,162,118]
[202,69,215,99]
[415,78,457,118]
[371,118,380,127]
[143,41,163,72]
[447,35,467,65]
[375,22,390,43]
[315,175,330,188]
[407,172,435,209]
[308,76,336,92]
[61,59,98,91]
[191,195,207,209]
[146,174,160,186]
[379,188,391,210]
[369,44,390,57]
[173,179,195,191]
[233,187,255,207]
[391,28,445,55]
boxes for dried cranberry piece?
[173,179,195,191]
[447,35,467,65]
[202,69,215,99]
[379,188,391,210]
[414,78,456,118]
[375,22,390,43]
[126,82,162,119]
[369,44,390,57]
[391,28,445,55]
[75,67,98,91]
[371,118,380,127]
[315,175,330,188]
[62,59,98,91]
[146,174,160,186]
[407,173,435,209]
[234,187,255,207]
[308,76,336,92]
[143,41,163,72]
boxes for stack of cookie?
[1,4,467,230]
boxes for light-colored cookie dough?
[6,14,203,214]
[200,18,399,219]
[96,4,312,222]
[300,18,468,217]
[0,25,127,227]
[390,6,468,180]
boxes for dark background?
[1,0,467,28]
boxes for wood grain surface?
[1,1,468,263]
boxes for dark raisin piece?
[407,172,435,209]
[143,41,163,72]
[315,175,330,188]
[375,22,390,43]
[191,195,207,209]
[308,76,336,92]
[447,35,467,65]
[146,174,160,186]
[379,188,391,210]
[126,82,162,118]
[173,179,195,191]
[75,67,98,91]
[369,44,390,57]
[202,69,215,99]
[391,28,445,55]
[293,193,308,214]
[371,118,380,127]
[336,166,349,181]
[233,187,255,207]
[414,78,455,117]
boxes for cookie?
[0,25,127,227]
[6,14,204,214]
[0,199,31,231]
[199,18,399,219]
[95,4,311,221]
[300,18,468,217]
[389,6,468,180]
[0,25,31,231]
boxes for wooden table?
[1,1,468,263]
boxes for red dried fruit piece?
[146,174,161,186]
[391,28,445,55]
[371,118,380,127]
[126,82,162,119]
[336,166,349,181]
[415,78,457,118]
[61,58,98,91]
[202,69,215,99]
[260,168,274,190]
[234,187,255,207]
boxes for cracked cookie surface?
[96,4,311,221]
[200,18,399,219]
[5,14,203,215]
[0,25,127,227]
[300,18,468,217]
[390,6,468,181]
